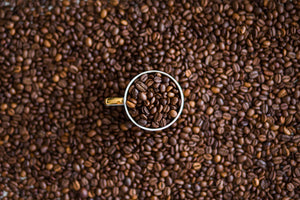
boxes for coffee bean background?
[0,0,299,199]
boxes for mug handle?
[105,97,124,106]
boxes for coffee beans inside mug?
[126,72,182,128]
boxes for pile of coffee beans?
[0,0,299,199]
[126,72,181,128]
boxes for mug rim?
[123,70,184,131]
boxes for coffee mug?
[105,70,184,131]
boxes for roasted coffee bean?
[135,81,148,92]
[169,110,178,118]
[127,72,181,128]
[80,188,88,198]
[139,92,147,101]
[137,119,147,126]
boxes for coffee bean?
[100,9,107,18]
[154,112,163,122]
[85,37,92,47]
[211,87,220,93]
[135,81,148,92]
[141,4,149,13]
[126,100,136,109]
[193,162,202,170]
[169,137,177,145]
[80,188,88,198]
[161,170,169,177]
[278,89,287,98]
[139,92,147,101]
[167,92,175,98]
[140,74,148,82]
[124,177,132,186]
[216,165,224,173]
[52,74,60,82]
[137,119,147,126]
[87,130,97,137]
[206,107,214,115]
[237,155,247,163]
[142,106,150,116]
[120,20,128,26]
[169,110,177,118]
[69,65,79,73]
[287,183,295,192]
[214,155,221,163]
[154,76,162,83]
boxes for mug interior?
[123,70,184,131]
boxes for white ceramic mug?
[105,70,184,131]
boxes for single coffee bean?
[137,119,147,126]
[80,188,88,198]
[126,100,136,109]
[169,110,177,118]
[100,9,107,18]
[140,74,148,82]
[85,37,92,47]
[139,92,147,101]
[135,81,148,92]
[73,180,81,191]
[161,170,169,177]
